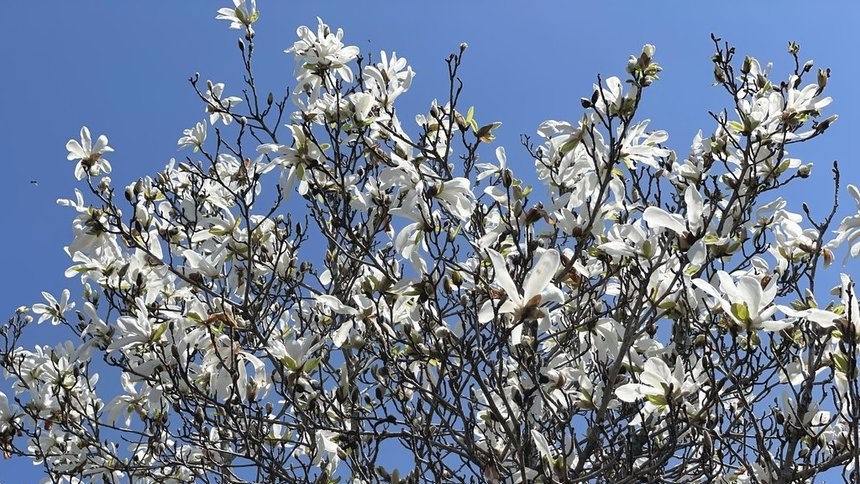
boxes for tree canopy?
[3,2,860,482]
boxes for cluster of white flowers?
[4,6,860,483]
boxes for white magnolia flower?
[616,356,699,425]
[216,0,258,31]
[313,429,341,471]
[693,270,790,332]
[177,121,207,151]
[288,17,359,92]
[31,289,75,325]
[362,50,414,106]
[204,82,242,125]
[831,184,860,260]
[431,178,475,221]
[258,125,322,197]
[479,248,563,345]
[66,126,113,180]
[0,391,18,434]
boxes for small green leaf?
[465,106,474,125]
[731,302,751,324]
[303,358,320,372]
[151,323,168,342]
[646,394,668,407]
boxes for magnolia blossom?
[616,356,699,425]
[288,17,359,95]
[31,289,74,325]
[216,0,258,31]
[177,120,207,151]
[204,82,242,125]
[66,126,113,180]
[479,248,563,345]
[694,270,790,332]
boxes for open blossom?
[216,0,258,31]
[693,270,789,332]
[616,356,700,425]
[66,126,113,180]
[288,17,359,94]
[479,248,563,345]
[204,82,242,125]
[31,289,75,325]
[177,121,207,151]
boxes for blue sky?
[2,2,859,480]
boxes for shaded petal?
[643,206,687,236]
[487,249,521,304]
[523,249,560,301]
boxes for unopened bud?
[741,56,752,75]
[798,164,812,178]
[818,68,830,91]
[502,169,513,188]
[642,44,655,59]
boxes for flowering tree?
[3,2,860,482]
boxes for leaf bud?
[818,68,830,91]
[741,56,752,75]
[455,112,468,130]
[788,41,800,55]
[502,169,513,188]
[267,92,274,105]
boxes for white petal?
[522,249,560,301]
[487,249,521,304]
[643,206,687,236]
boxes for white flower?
[177,121,207,151]
[204,82,242,125]
[479,248,563,345]
[362,50,414,106]
[31,289,75,325]
[216,0,258,31]
[431,178,475,221]
[257,125,322,197]
[616,356,699,425]
[831,184,860,260]
[693,270,789,332]
[313,429,341,471]
[288,18,359,94]
[66,127,113,180]
[476,146,509,183]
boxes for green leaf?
[646,394,668,407]
[465,106,474,125]
[731,302,751,324]
[283,355,298,371]
[476,122,502,143]
[303,358,320,373]
[151,323,168,342]
[559,137,579,155]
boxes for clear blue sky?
[1,2,859,481]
